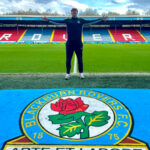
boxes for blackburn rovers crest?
[3,89,149,150]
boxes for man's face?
[71,10,78,17]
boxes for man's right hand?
[42,17,49,21]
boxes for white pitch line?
[84,72,150,76]
[73,54,77,74]
[0,72,150,77]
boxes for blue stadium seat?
[139,29,150,42]
[83,28,113,42]
[20,28,53,43]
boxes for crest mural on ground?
[2,89,149,150]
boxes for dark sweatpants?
[66,42,83,74]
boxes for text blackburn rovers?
[42,8,107,80]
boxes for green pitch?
[0,43,150,73]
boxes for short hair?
[71,8,78,12]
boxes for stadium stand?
[139,28,150,42]
[19,28,53,43]
[0,27,26,42]
[0,15,150,43]
[109,29,147,42]
[52,28,67,42]
[83,28,113,42]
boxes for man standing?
[42,8,107,80]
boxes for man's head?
[71,8,78,18]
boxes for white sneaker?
[79,73,85,79]
[65,74,70,80]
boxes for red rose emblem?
[51,97,89,115]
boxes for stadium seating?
[139,29,150,42]
[109,29,146,42]
[0,28,26,42]
[19,28,53,43]
[0,27,149,43]
[52,28,67,42]
[83,28,113,42]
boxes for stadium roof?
[0,15,150,26]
